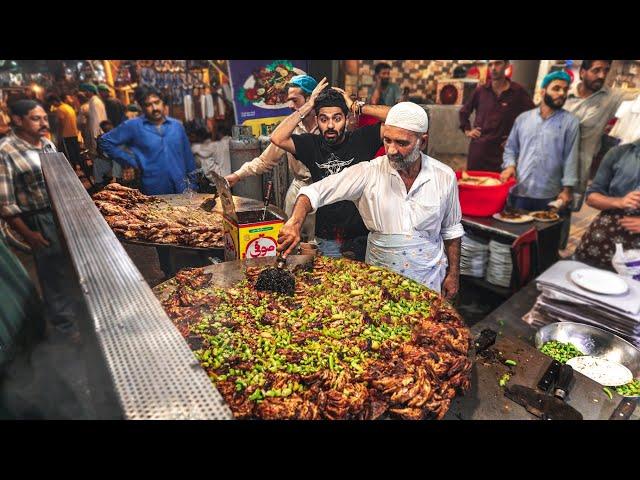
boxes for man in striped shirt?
[0,100,77,336]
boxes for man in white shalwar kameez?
[277,102,464,299]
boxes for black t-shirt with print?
[291,123,382,240]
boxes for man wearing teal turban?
[288,75,318,94]
[78,82,98,95]
[541,70,572,89]
[501,68,579,249]
[97,84,126,127]
[225,74,321,242]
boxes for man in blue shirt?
[99,85,196,195]
[99,85,196,277]
[501,71,579,206]
[369,63,402,106]
[500,70,579,248]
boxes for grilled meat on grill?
[156,258,472,420]
[93,184,224,248]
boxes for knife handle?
[554,364,574,400]
[609,398,637,420]
[537,360,562,393]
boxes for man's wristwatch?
[352,100,365,115]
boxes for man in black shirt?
[271,78,391,260]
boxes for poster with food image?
[228,60,309,132]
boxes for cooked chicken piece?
[389,407,424,420]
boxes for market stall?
[461,213,563,297]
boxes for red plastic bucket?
[455,170,515,217]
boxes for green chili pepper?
[603,387,613,400]
[505,360,517,366]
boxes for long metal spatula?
[261,181,273,222]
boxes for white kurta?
[299,153,464,291]
[87,96,108,155]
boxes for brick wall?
[344,60,474,103]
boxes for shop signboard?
[228,60,309,137]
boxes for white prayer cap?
[385,102,429,133]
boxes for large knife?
[505,364,583,420]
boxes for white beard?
[389,143,422,171]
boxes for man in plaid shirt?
[0,99,77,337]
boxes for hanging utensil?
[261,181,273,222]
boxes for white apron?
[364,198,448,292]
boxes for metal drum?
[229,126,262,201]
[258,123,289,210]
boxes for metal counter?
[41,152,233,419]
[446,280,639,420]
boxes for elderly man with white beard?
[277,102,464,299]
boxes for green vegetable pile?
[539,340,584,364]
[615,379,640,397]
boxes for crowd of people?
[0,80,232,345]
[0,59,638,349]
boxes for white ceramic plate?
[492,213,534,224]
[567,356,634,386]
[570,268,629,296]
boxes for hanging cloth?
[215,94,226,120]
[204,93,215,119]
[221,83,232,102]
[183,94,194,122]
[193,93,204,120]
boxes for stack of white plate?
[485,240,513,288]
[460,235,489,278]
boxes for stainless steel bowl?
[535,322,640,378]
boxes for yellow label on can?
[223,215,284,261]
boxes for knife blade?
[504,384,583,420]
